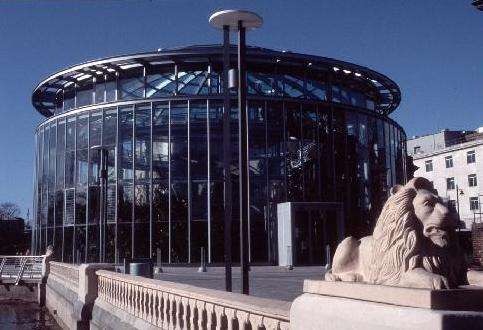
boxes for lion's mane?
[367,179,467,288]
[368,186,418,285]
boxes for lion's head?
[368,177,467,288]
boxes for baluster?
[236,311,249,330]
[189,299,197,330]
[141,287,146,320]
[174,295,182,330]
[249,314,263,330]
[181,297,189,330]
[196,300,205,330]
[214,305,224,330]
[225,308,236,330]
[156,291,163,327]
[147,288,153,324]
[170,294,177,330]
[163,292,169,329]
[205,303,215,330]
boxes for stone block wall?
[472,223,483,268]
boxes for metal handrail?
[0,255,45,285]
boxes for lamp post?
[91,145,109,263]
[209,10,263,295]
[455,184,464,232]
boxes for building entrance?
[277,202,344,267]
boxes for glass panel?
[56,120,65,188]
[134,184,149,222]
[118,182,133,223]
[134,223,149,258]
[178,70,207,95]
[286,103,303,200]
[190,100,208,179]
[170,101,188,179]
[87,224,99,262]
[117,223,132,260]
[66,116,76,151]
[64,85,75,111]
[103,108,117,146]
[105,76,116,102]
[171,181,188,262]
[63,226,73,263]
[76,80,93,107]
[135,104,151,180]
[95,77,105,103]
[119,106,134,181]
[75,188,86,224]
[74,226,86,263]
[153,102,169,179]
[119,68,144,100]
[146,67,176,98]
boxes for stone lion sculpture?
[325,177,478,289]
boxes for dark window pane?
[63,226,73,263]
[66,116,76,151]
[153,182,169,222]
[103,108,117,146]
[118,182,133,223]
[135,104,151,180]
[119,68,144,100]
[134,223,149,258]
[87,225,99,262]
[134,184,149,223]
[171,181,188,262]
[190,101,207,179]
[153,102,169,179]
[170,102,188,179]
[74,226,86,263]
[75,188,86,224]
[105,77,116,102]
[119,106,133,181]
[89,111,102,147]
[76,114,89,149]
[117,224,132,260]
[76,81,93,107]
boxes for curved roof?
[32,44,401,117]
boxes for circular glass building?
[31,45,406,265]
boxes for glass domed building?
[31,45,406,265]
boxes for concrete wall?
[45,275,81,329]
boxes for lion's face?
[412,188,458,248]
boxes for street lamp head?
[209,10,263,31]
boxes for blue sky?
[0,0,481,217]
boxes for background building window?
[470,197,479,211]
[445,156,453,168]
[467,150,476,164]
[446,177,455,190]
[468,174,478,187]
[425,159,433,172]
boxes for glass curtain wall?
[33,100,406,264]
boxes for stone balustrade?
[49,261,80,292]
[95,270,291,330]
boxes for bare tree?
[0,202,21,220]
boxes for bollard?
[198,247,207,272]
[325,244,331,270]
[287,245,293,270]
[154,248,163,274]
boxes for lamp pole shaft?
[222,25,233,292]
[238,21,249,295]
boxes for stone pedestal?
[290,280,483,330]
